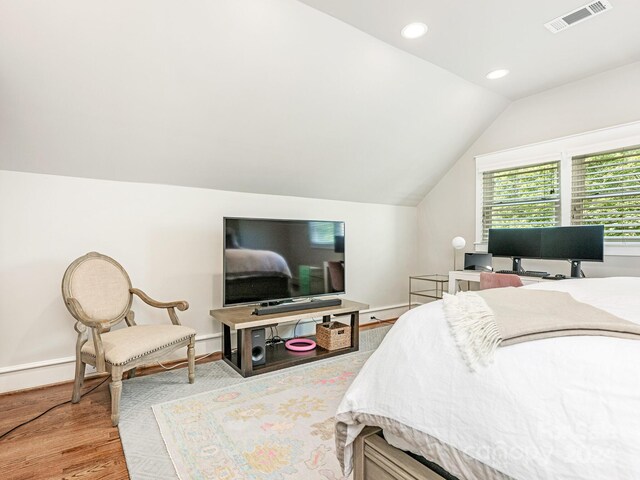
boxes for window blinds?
[309,221,343,246]
[571,146,640,241]
[482,161,561,241]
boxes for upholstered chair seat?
[62,252,196,426]
[479,272,524,290]
[80,324,196,366]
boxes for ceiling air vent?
[544,1,613,33]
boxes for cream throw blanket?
[443,287,640,370]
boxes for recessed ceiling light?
[401,22,428,39]
[486,69,510,80]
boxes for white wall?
[0,171,417,392]
[418,61,640,276]
[0,0,507,206]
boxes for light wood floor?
[0,320,394,480]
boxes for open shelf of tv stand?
[227,336,357,376]
[209,299,368,378]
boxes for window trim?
[475,120,640,257]
[480,160,562,241]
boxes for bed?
[224,248,292,303]
[336,277,640,480]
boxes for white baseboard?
[0,303,409,394]
[361,303,409,322]
[0,334,218,394]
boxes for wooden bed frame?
[353,426,449,480]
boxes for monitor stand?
[570,260,582,278]
[512,257,525,274]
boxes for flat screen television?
[223,217,345,306]
[488,225,604,277]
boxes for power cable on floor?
[0,376,110,441]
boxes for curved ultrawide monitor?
[223,217,345,306]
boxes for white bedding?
[336,277,640,479]
[225,248,292,277]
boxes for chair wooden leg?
[72,357,86,403]
[110,367,123,427]
[188,338,195,384]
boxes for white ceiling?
[0,0,508,206]
[8,1,637,205]
[298,0,640,99]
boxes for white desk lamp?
[451,236,466,271]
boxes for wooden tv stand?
[209,299,368,377]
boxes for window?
[309,221,343,248]
[572,146,640,241]
[481,162,561,241]
[475,120,640,254]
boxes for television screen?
[224,218,345,306]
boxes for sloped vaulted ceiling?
[298,0,640,100]
[0,0,508,206]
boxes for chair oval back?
[62,252,133,327]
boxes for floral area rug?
[152,351,371,480]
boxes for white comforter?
[337,277,640,479]
[225,248,292,277]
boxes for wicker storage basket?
[316,321,351,351]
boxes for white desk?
[447,270,552,294]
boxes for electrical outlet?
[86,365,97,375]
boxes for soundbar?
[253,298,342,316]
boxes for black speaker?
[250,328,266,367]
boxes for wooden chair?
[61,252,196,426]
[479,272,524,290]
